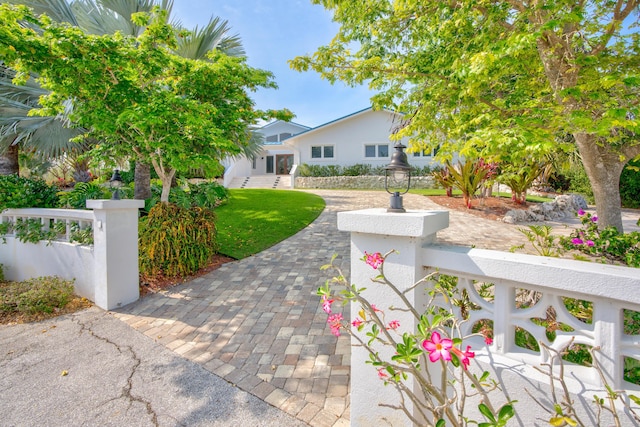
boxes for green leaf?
[478,403,496,423]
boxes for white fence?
[338,208,640,426]
[0,200,143,310]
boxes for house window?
[412,146,440,157]
[266,135,278,143]
[365,144,389,158]
[311,145,334,159]
[266,156,274,173]
[279,132,292,140]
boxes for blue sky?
[172,0,373,128]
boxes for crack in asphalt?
[72,313,160,427]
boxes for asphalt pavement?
[0,307,306,427]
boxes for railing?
[0,208,95,244]
[423,245,640,391]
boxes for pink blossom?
[591,216,598,222]
[387,320,400,330]
[485,336,493,345]
[571,238,584,245]
[321,295,334,314]
[421,331,453,363]
[452,345,475,370]
[363,252,383,269]
[586,240,595,247]
[327,313,343,337]
[352,318,364,328]
[370,304,383,313]
[578,209,585,216]
[377,368,388,379]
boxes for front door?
[276,154,294,175]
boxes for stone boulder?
[502,194,588,224]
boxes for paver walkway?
[113,190,639,426]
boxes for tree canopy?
[291,0,640,230]
[0,4,291,201]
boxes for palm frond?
[175,16,245,60]
[3,0,80,25]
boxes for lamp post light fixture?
[110,169,123,200]
[384,142,412,213]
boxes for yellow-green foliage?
[0,276,75,314]
[139,202,218,280]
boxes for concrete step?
[227,176,291,189]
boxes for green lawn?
[214,189,325,259]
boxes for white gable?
[284,108,434,168]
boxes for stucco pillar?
[337,208,449,426]
[87,199,144,310]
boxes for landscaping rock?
[502,194,588,224]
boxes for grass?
[214,189,325,259]
[410,188,554,203]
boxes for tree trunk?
[134,161,152,200]
[573,132,625,232]
[160,169,176,203]
[0,144,19,175]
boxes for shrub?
[0,276,75,314]
[145,180,228,212]
[57,182,111,209]
[0,175,59,211]
[565,165,594,203]
[343,163,373,176]
[139,203,218,280]
[620,159,640,209]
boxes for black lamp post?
[384,142,412,213]
[110,169,123,200]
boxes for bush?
[57,182,111,209]
[0,276,75,314]
[565,165,594,203]
[139,203,218,280]
[620,159,640,209]
[0,175,59,211]
[145,180,229,212]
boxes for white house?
[223,107,438,188]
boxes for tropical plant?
[433,160,493,209]
[0,174,59,210]
[138,202,218,280]
[57,181,111,209]
[498,161,546,205]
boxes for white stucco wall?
[0,238,95,299]
[286,109,438,169]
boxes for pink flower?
[452,345,475,370]
[327,313,343,337]
[321,295,334,314]
[586,240,595,247]
[387,320,400,330]
[578,209,585,216]
[591,216,598,222]
[377,368,388,379]
[422,331,453,363]
[371,304,383,313]
[572,238,584,245]
[352,318,364,328]
[363,252,383,269]
[485,336,493,346]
